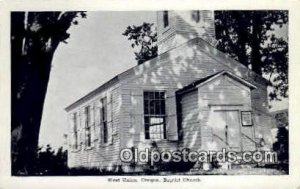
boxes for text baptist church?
[65,10,274,172]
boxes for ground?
[178,168,286,175]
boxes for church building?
[65,10,274,172]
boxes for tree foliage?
[214,11,288,101]
[122,22,157,65]
[34,145,68,175]
[123,11,288,101]
[11,11,86,175]
[272,127,289,173]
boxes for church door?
[212,110,242,151]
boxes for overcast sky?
[39,11,288,150]
[39,11,156,149]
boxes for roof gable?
[196,71,257,89]
[177,70,257,95]
[65,37,265,111]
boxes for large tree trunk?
[11,51,56,175]
[11,11,81,175]
[11,12,59,175]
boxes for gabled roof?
[64,49,162,112]
[65,37,265,112]
[176,70,257,95]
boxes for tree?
[123,11,288,101]
[122,22,157,65]
[272,127,289,173]
[214,11,288,101]
[35,145,68,175]
[11,12,86,175]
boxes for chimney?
[157,10,217,55]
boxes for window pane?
[100,97,108,143]
[163,11,169,27]
[101,97,107,121]
[144,100,148,114]
[155,100,160,115]
[144,92,149,99]
[150,100,155,114]
[102,107,106,121]
[161,100,165,114]
[103,122,107,143]
[154,92,160,99]
[143,91,166,140]
[163,119,167,139]
[86,127,91,147]
[159,92,164,99]
[149,92,154,99]
[145,117,150,139]
[85,106,90,126]
[192,10,200,23]
[73,112,77,131]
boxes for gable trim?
[176,70,257,96]
[196,71,257,90]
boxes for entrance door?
[211,110,241,151]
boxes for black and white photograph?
[2,0,300,187]
[9,9,290,177]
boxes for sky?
[39,11,288,150]
[39,11,156,149]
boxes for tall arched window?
[163,11,169,28]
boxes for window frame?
[143,91,167,141]
[191,10,201,23]
[163,11,169,28]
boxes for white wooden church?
[65,10,274,172]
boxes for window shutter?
[69,114,75,148]
[99,100,103,144]
[68,132,72,148]
[131,89,144,142]
[69,133,75,149]
[107,92,113,144]
[76,110,82,147]
[81,107,87,128]
[90,104,95,126]
[166,91,179,141]
[80,108,86,146]
[94,100,101,143]
[77,111,81,146]
[76,110,80,130]
[69,113,75,132]
[90,104,95,146]
[95,101,101,125]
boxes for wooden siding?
[175,11,215,39]
[158,10,216,54]
[67,23,274,169]
[180,89,201,150]
[119,37,273,161]
[197,75,256,151]
[157,11,177,48]
[67,84,121,169]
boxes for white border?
[0,0,299,189]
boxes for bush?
[272,127,289,173]
[33,145,68,175]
